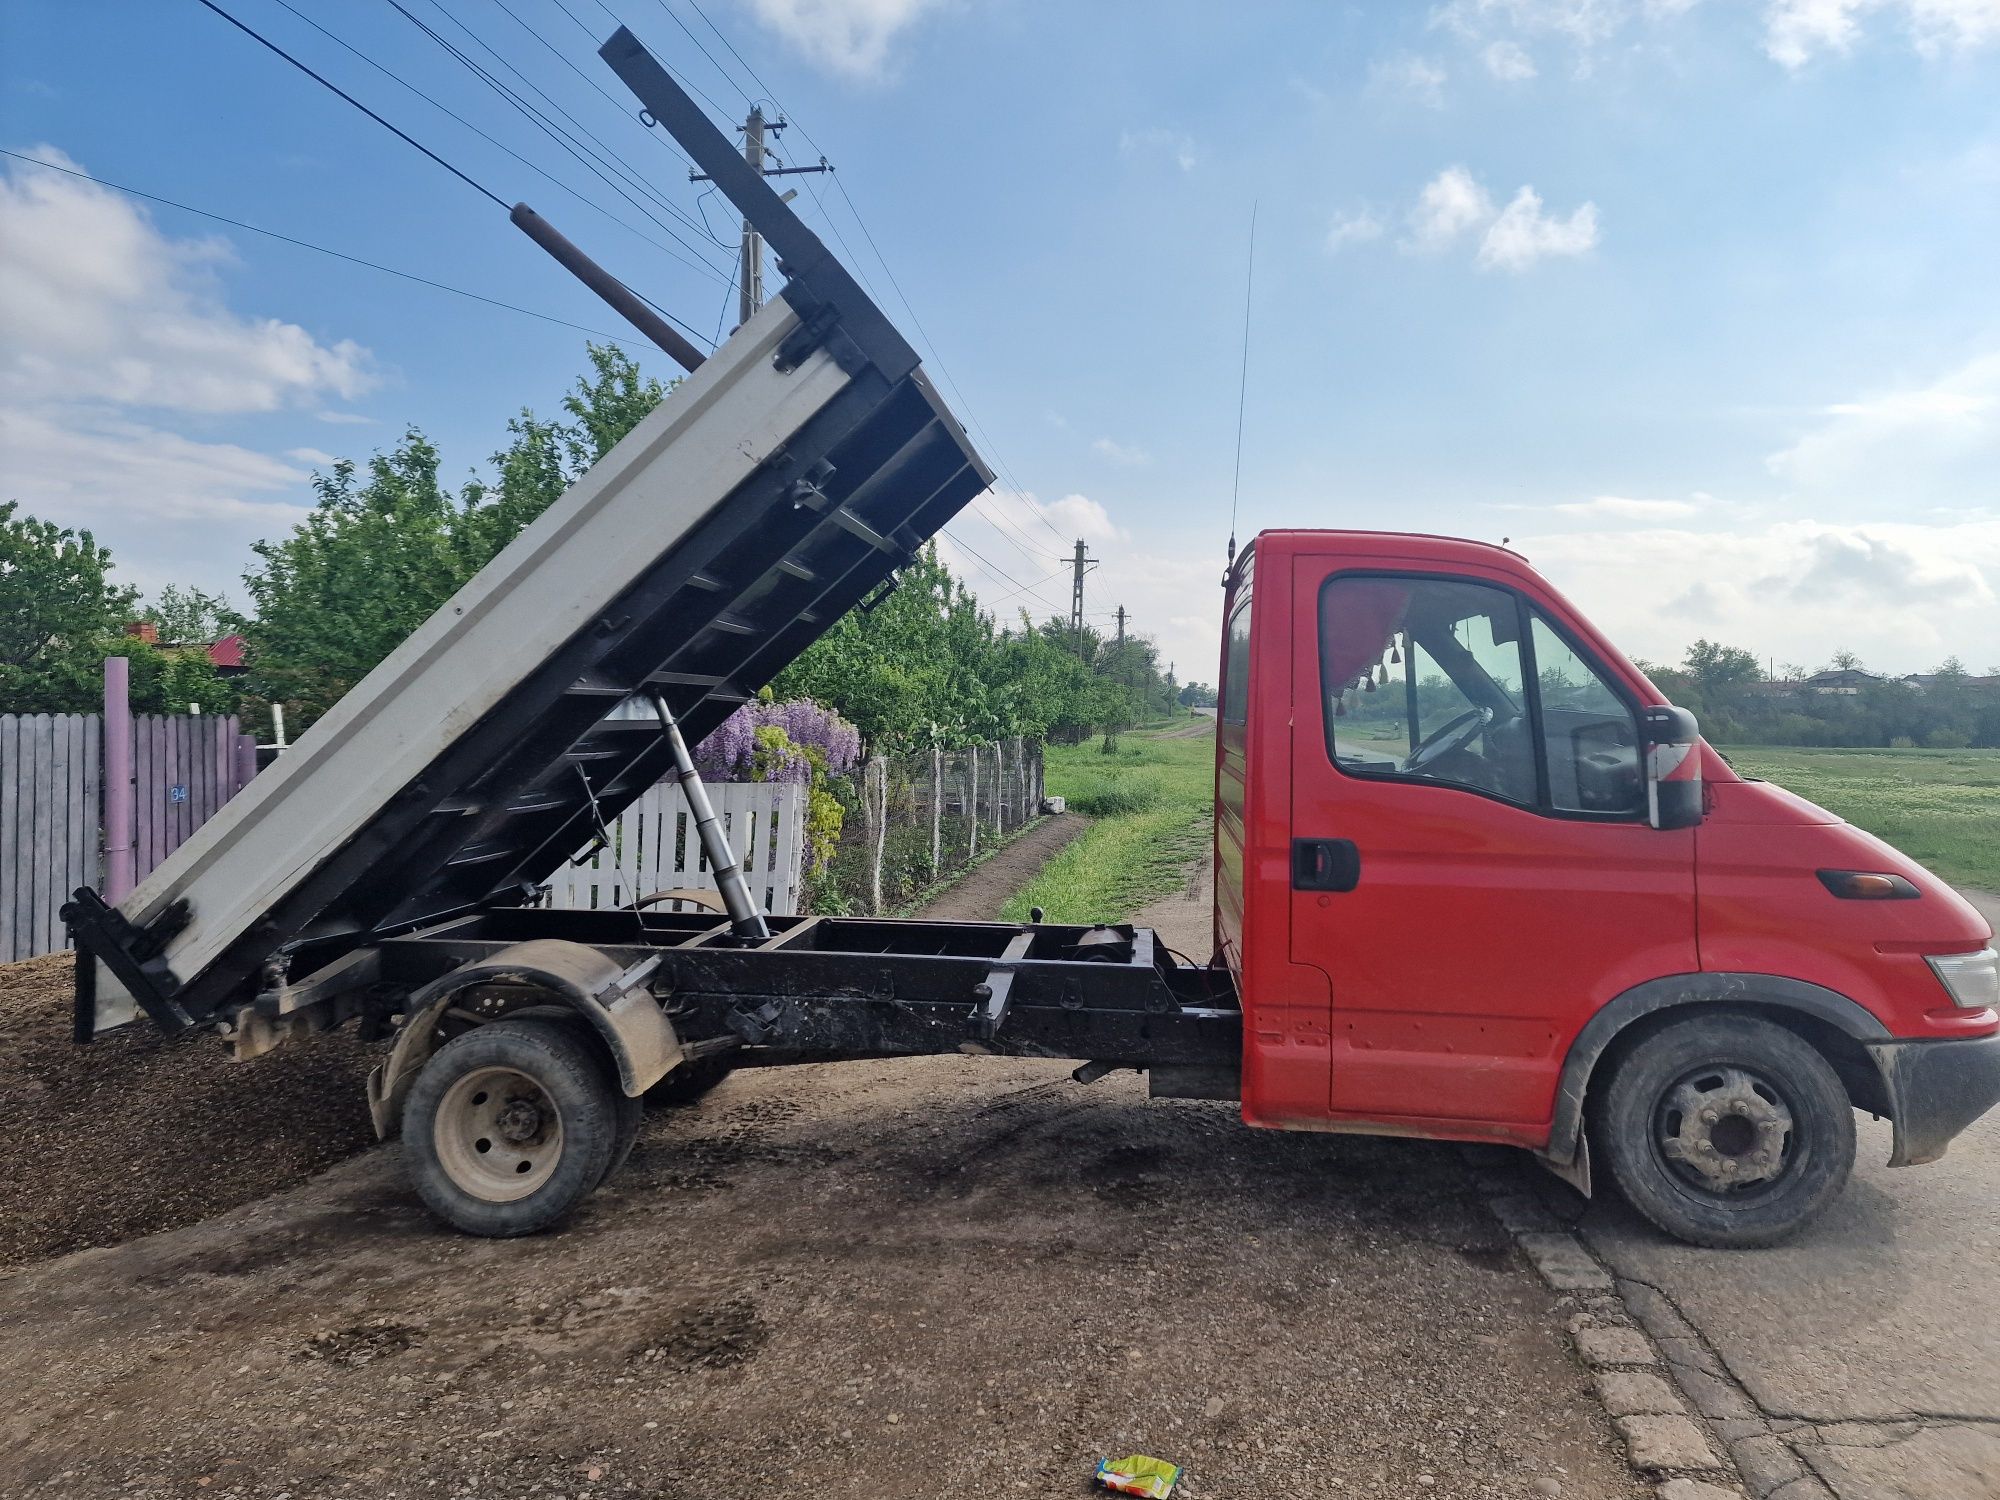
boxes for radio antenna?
[1226,202,1257,580]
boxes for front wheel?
[1595,1012,1855,1248]
[402,1017,618,1236]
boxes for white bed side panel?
[95,298,847,1027]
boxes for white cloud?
[1091,437,1151,467]
[1764,0,2000,67]
[315,409,377,425]
[1785,527,1992,606]
[1407,166,1496,252]
[1482,38,1541,77]
[1552,494,1702,519]
[1400,167,1597,269]
[1517,518,2000,670]
[1434,0,1629,48]
[1118,127,1198,172]
[1766,351,2000,502]
[1371,54,1450,107]
[741,0,943,79]
[0,148,371,414]
[1514,355,2000,669]
[0,406,311,524]
[0,148,368,599]
[285,446,339,466]
[1477,184,1600,269]
[1325,209,1386,252]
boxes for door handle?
[1292,837,1361,893]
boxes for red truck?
[1214,529,1999,1245]
[69,27,2000,1250]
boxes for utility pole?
[739,108,766,326]
[1068,538,1098,660]
[1115,604,1128,689]
[689,113,831,330]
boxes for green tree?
[240,345,669,730]
[1682,639,1762,691]
[0,500,139,712]
[141,584,236,644]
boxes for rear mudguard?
[367,939,680,1139]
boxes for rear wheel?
[403,1017,617,1236]
[1595,1012,1855,1248]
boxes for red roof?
[208,634,246,669]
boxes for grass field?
[1724,745,2000,893]
[1001,727,1214,924]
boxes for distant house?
[1901,672,2000,693]
[1803,668,1880,696]
[207,634,247,677]
[121,623,247,677]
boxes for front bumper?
[1866,1032,2000,1167]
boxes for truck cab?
[1216,530,2000,1246]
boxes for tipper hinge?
[773,289,864,375]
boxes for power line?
[654,2,1072,552]
[440,0,704,212]
[386,0,731,278]
[500,0,720,191]
[262,0,724,280]
[594,0,745,118]
[0,148,675,350]
[192,0,506,209]
[964,494,1063,575]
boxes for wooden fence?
[128,714,246,885]
[548,780,808,917]
[1,711,248,965]
[0,714,102,965]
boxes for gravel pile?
[0,952,381,1269]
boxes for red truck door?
[1286,553,1698,1141]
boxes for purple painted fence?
[128,713,246,886]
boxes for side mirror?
[1641,705,1703,830]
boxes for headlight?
[1927,948,2000,1011]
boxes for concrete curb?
[1461,1146,1755,1500]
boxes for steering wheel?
[1406,706,1493,773]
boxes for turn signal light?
[1816,870,1920,900]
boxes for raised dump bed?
[69,31,994,1040]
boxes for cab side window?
[1530,614,1642,815]
[1320,576,1537,807]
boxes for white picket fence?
[548,780,807,917]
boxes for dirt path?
[1150,716,1218,740]
[1132,844,1215,960]
[0,1055,1643,1500]
[907,812,1091,921]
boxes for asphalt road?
[1570,888,2000,1500]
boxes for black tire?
[1594,1012,1855,1248]
[402,1017,617,1237]
[645,1055,735,1107]
[600,1077,645,1187]
[532,1012,644,1188]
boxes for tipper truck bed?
[68,27,2000,1247]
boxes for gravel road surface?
[0,829,1644,1499]
[1558,887,2000,1500]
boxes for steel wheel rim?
[434,1065,565,1202]
[1650,1061,1797,1204]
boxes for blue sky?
[4,0,1998,684]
